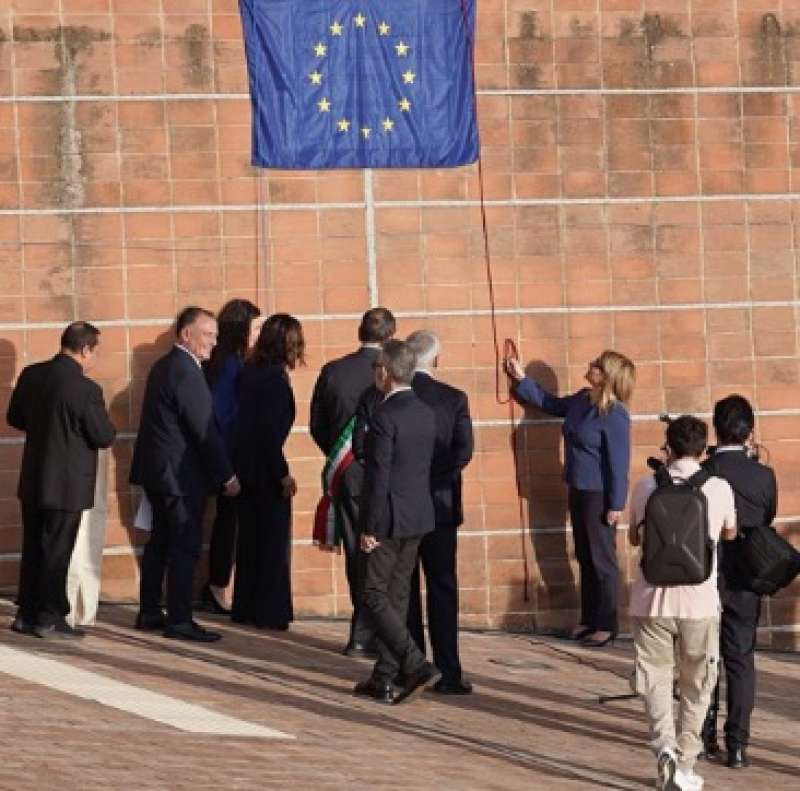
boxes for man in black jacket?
[7,321,116,639]
[309,307,395,656]
[131,307,239,642]
[355,340,438,704]
[405,330,474,695]
[702,395,777,769]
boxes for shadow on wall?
[0,337,19,594]
[109,329,174,591]
[499,360,577,634]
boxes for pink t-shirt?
[628,458,736,619]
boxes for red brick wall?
[0,0,798,647]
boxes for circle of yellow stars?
[307,13,416,141]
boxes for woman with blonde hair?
[506,350,635,647]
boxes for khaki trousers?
[632,616,720,772]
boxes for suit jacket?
[703,447,778,590]
[130,346,233,498]
[412,372,474,528]
[309,346,380,457]
[233,362,295,493]
[360,389,436,540]
[7,353,116,511]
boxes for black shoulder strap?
[654,466,673,487]
[686,469,710,489]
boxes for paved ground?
[0,598,797,790]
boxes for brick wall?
[0,0,798,648]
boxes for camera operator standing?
[701,395,777,769]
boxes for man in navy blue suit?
[131,307,239,642]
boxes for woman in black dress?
[232,313,304,629]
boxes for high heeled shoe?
[570,625,593,641]
[201,584,232,615]
[580,631,616,648]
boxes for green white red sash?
[312,416,356,550]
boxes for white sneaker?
[656,748,678,790]
[674,768,704,791]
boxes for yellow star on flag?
[337,119,351,132]
[330,21,343,36]
[317,97,331,112]
[354,13,366,28]
[395,40,409,56]
[402,70,416,84]
[382,117,395,132]
[360,126,372,139]
[313,42,327,57]
[398,97,411,112]
[378,21,390,36]
[309,71,323,85]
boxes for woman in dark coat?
[232,313,304,630]
[202,299,261,613]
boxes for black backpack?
[640,467,714,586]
[737,524,800,596]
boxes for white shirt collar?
[361,343,382,350]
[667,457,702,476]
[174,343,201,368]
[383,385,412,401]
[714,445,746,454]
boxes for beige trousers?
[632,616,720,772]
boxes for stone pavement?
[0,598,797,791]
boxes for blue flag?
[239,0,478,169]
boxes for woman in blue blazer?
[506,350,635,647]
[201,299,261,613]
[232,314,304,630]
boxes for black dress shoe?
[9,617,36,636]
[343,642,379,658]
[164,621,222,642]
[394,661,439,704]
[353,678,396,704]
[34,622,85,640]
[433,678,473,695]
[135,611,167,631]
[726,746,750,768]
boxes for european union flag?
[239,0,478,169]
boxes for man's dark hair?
[175,306,214,337]
[358,307,396,344]
[713,394,755,446]
[380,339,416,386]
[666,415,708,459]
[60,321,100,353]
[250,313,305,370]
[205,299,261,387]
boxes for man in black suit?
[701,395,777,769]
[355,340,438,704]
[405,330,474,695]
[309,307,395,656]
[131,307,240,642]
[7,321,116,639]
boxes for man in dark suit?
[701,395,777,769]
[355,340,438,704]
[131,307,240,642]
[7,321,116,639]
[309,307,395,656]
[405,330,474,695]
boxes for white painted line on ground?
[0,644,294,740]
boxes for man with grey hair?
[406,329,474,694]
[355,339,439,704]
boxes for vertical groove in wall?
[364,168,378,307]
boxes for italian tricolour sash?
[312,416,356,551]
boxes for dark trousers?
[569,487,619,632]
[207,494,237,587]
[720,585,761,747]
[139,492,205,626]
[407,526,462,682]
[17,503,81,626]
[363,536,427,682]
[233,486,293,627]
[336,488,375,646]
